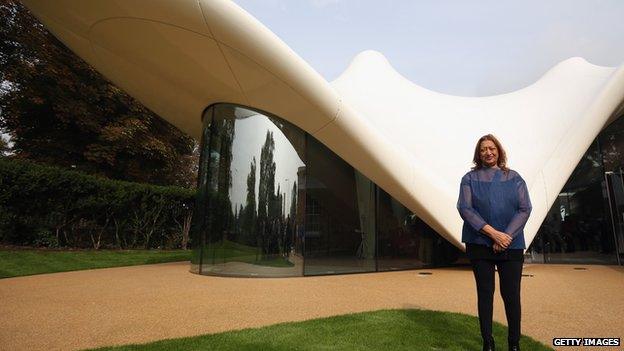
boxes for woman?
[457,134,532,351]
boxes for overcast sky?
[234,0,624,96]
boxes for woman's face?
[479,140,498,167]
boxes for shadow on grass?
[89,309,553,351]
[396,309,551,351]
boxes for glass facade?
[191,104,462,276]
[191,104,305,276]
[303,138,376,275]
[191,104,624,277]
[376,187,461,270]
[527,115,624,265]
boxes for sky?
[233,0,624,96]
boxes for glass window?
[192,105,305,277]
[191,103,464,276]
[529,137,619,264]
[376,188,426,270]
[303,136,376,275]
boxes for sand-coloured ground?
[1,262,622,351]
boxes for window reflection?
[529,119,624,265]
[195,105,305,277]
[374,186,463,270]
[303,136,376,275]
[190,103,463,277]
[376,189,425,270]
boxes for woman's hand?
[493,243,505,253]
[493,231,512,248]
[480,225,513,248]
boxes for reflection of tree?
[240,157,257,246]
[236,204,243,238]
[217,119,235,193]
[258,131,278,257]
[203,113,306,265]
[267,115,306,163]
[602,131,624,171]
[209,119,235,245]
[258,131,276,220]
[282,181,297,256]
[274,184,284,256]
[290,181,297,219]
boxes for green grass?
[252,257,293,267]
[203,240,295,268]
[88,309,553,351]
[0,249,191,278]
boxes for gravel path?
[1,262,622,351]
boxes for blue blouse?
[457,167,532,249]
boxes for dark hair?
[471,134,509,172]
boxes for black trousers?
[470,258,523,345]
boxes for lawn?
[202,240,295,268]
[89,309,553,351]
[0,248,191,278]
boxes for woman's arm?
[504,176,533,238]
[456,176,487,231]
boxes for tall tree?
[258,131,276,222]
[289,181,297,219]
[211,119,235,241]
[258,131,277,256]
[241,157,257,245]
[0,0,197,187]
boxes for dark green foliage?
[0,0,198,187]
[0,136,8,155]
[88,309,554,351]
[0,159,195,249]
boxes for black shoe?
[508,344,520,351]
[483,337,495,351]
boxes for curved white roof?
[22,0,624,250]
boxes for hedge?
[0,159,196,249]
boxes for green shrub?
[0,159,196,249]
